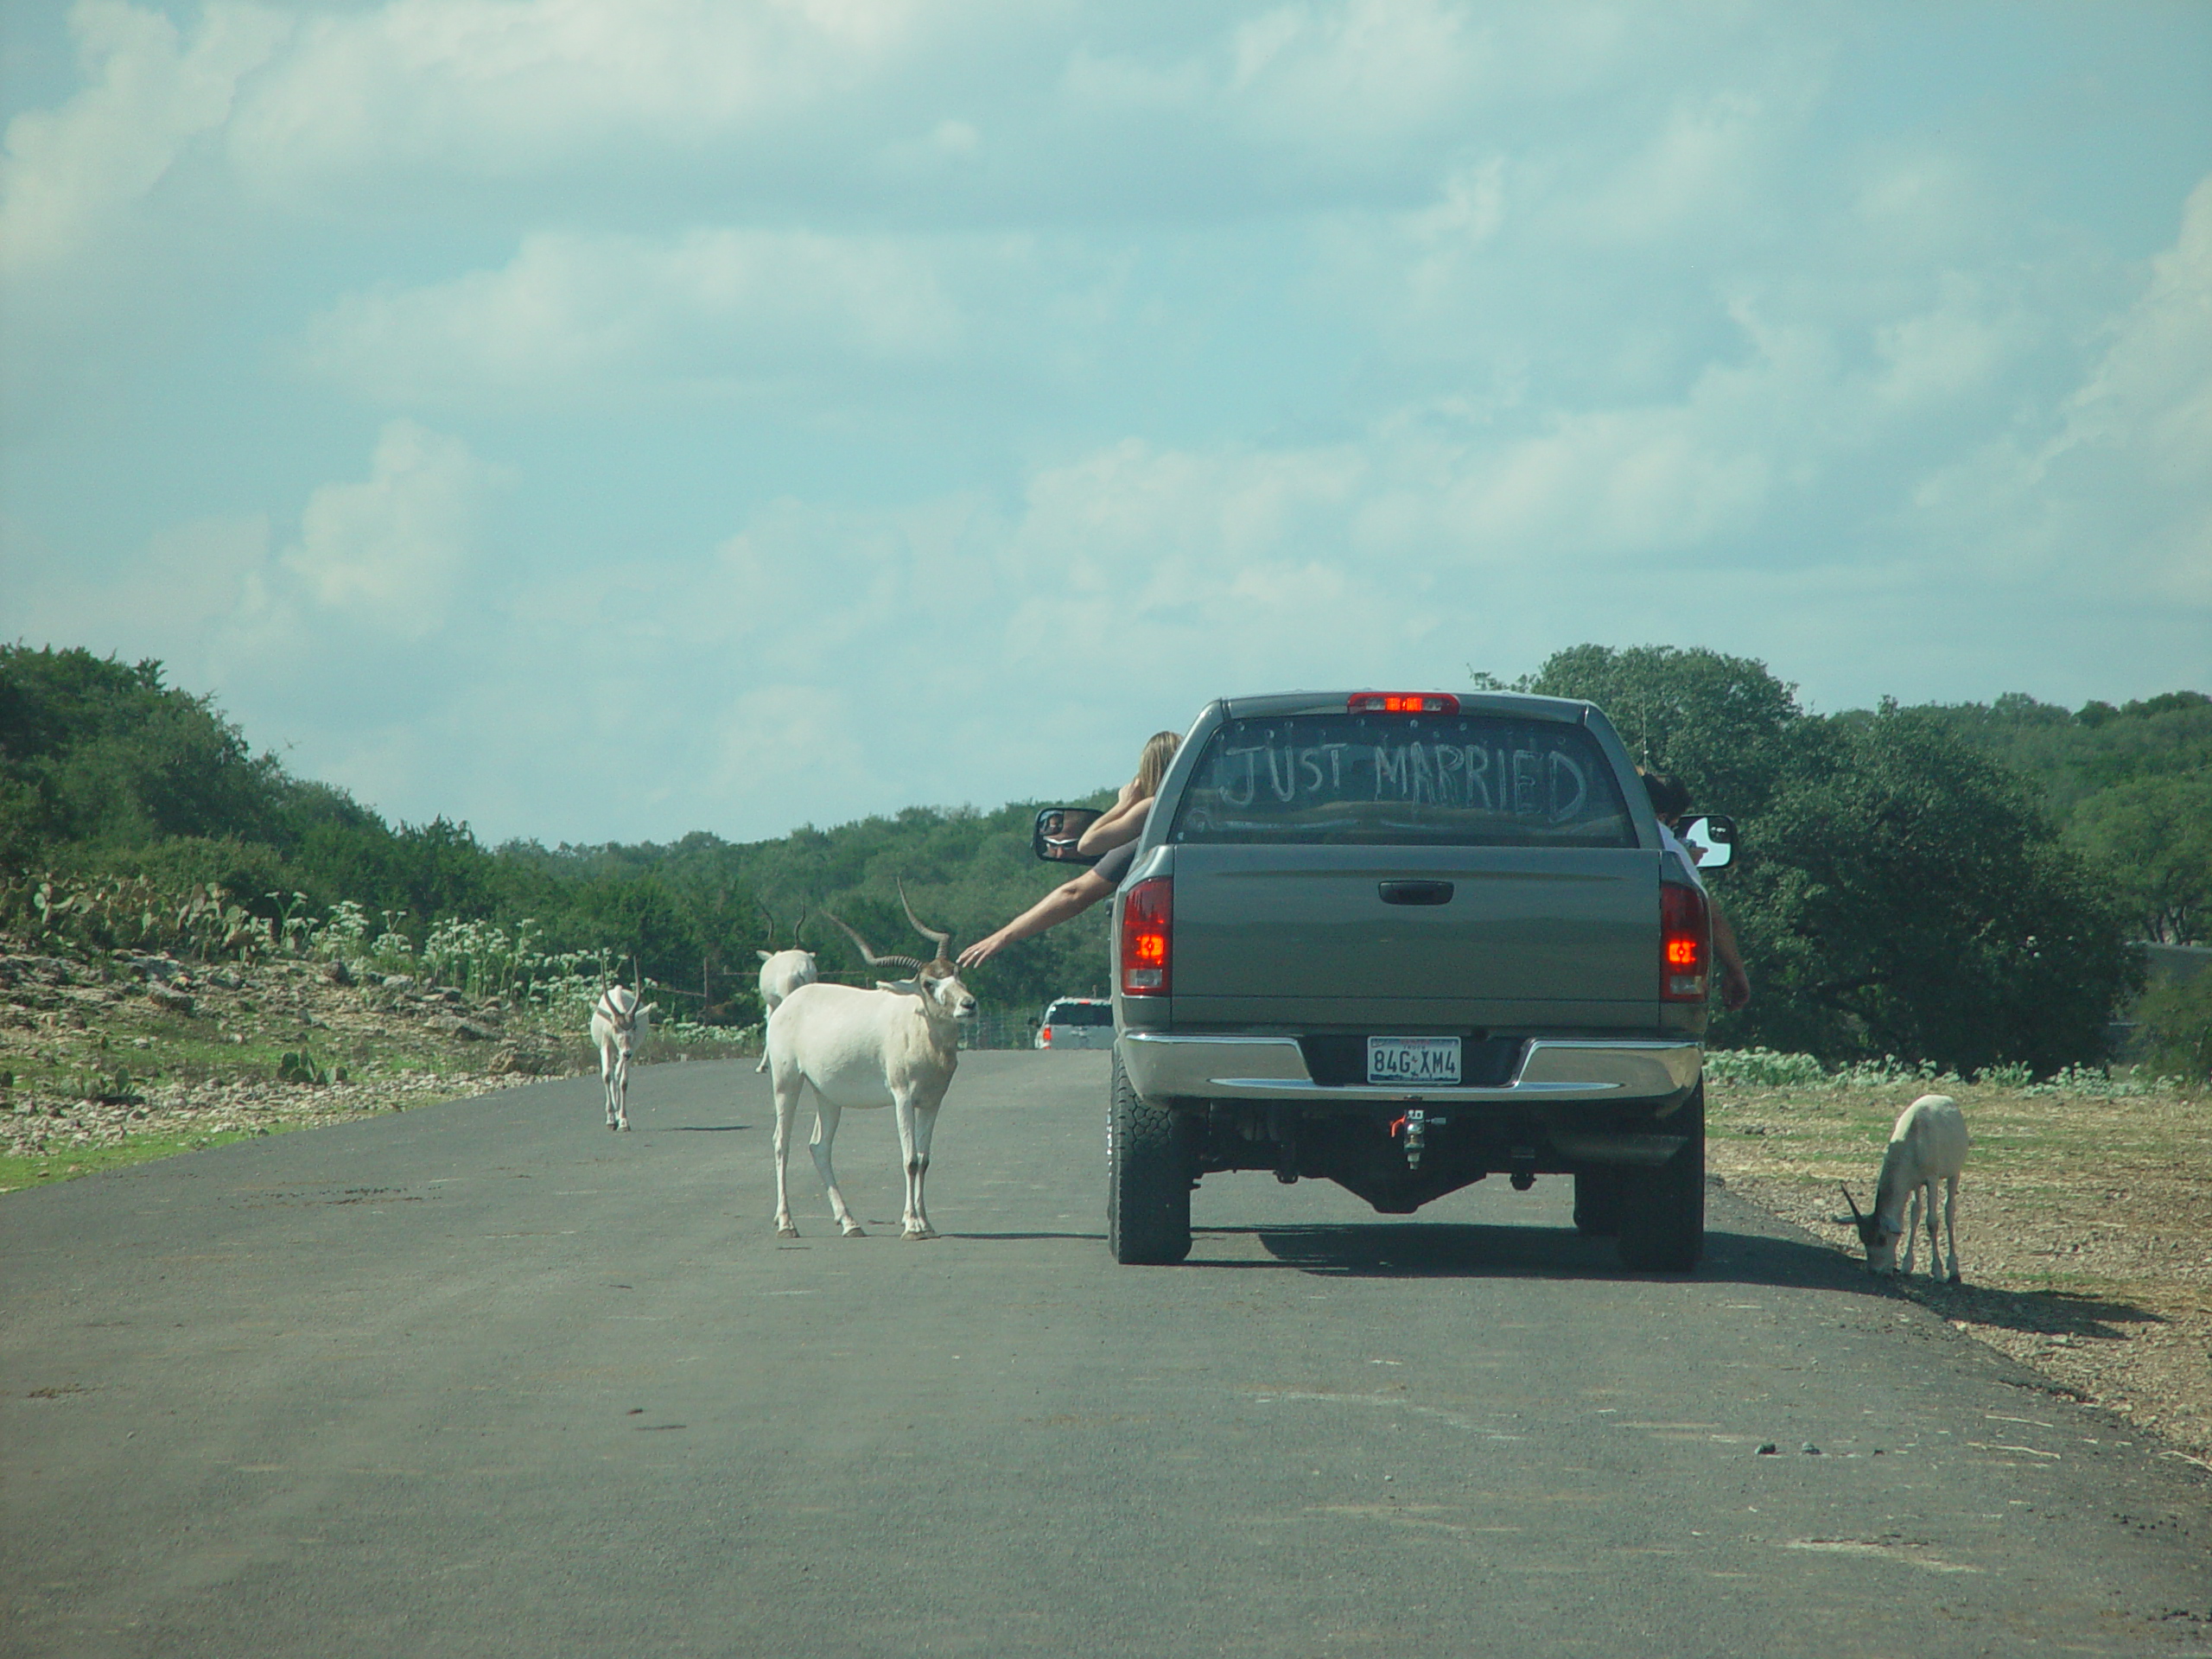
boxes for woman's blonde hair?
[1135,730,1182,798]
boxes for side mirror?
[1033,806,1104,866]
[1676,814,1736,870]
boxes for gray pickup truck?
[1038,690,1717,1271]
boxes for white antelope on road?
[766,885,977,1240]
[754,903,818,1074]
[1842,1092,1971,1281]
[589,985,656,1132]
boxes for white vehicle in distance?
[1035,998,1115,1050]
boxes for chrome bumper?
[1117,1033,1701,1106]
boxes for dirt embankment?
[0,942,713,1176]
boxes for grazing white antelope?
[1841,1093,1971,1281]
[766,884,977,1241]
[753,903,818,1073]
[589,984,656,1132]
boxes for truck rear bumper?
[1118,1033,1700,1107]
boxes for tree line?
[3,641,2204,1074]
[0,645,1114,1025]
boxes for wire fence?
[962,1010,1042,1051]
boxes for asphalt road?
[4,1052,2207,1657]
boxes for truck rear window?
[1167,713,1636,848]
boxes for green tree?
[1910,689,2211,823]
[0,645,289,859]
[1510,643,1805,814]
[2067,774,2212,944]
[658,846,760,1020]
[1726,707,2136,1074]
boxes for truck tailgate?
[1168,844,1659,1030]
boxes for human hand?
[957,932,1006,969]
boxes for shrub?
[1704,1047,1828,1088]
[3,871,263,960]
[278,1050,342,1085]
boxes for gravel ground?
[0,1069,522,1165]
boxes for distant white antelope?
[766,883,977,1241]
[589,984,656,1132]
[754,903,818,1073]
[1841,1093,1971,1281]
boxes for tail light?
[1120,876,1173,997]
[1039,1025,1055,1046]
[1661,881,1709,1001]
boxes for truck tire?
[1107,1051,1192,1265]
[1573,1168,1624,1236]
[1617,1083,1705,1272]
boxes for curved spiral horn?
[897,878,953,963]
[822,909,923,976]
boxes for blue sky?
[3,0,2208,847]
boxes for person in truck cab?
[1641,769,1752,1012]
[957,731,1181,969]
[1075,730,1183,857]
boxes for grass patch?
[0,1125,283,1192]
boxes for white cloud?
[225,0,934,194]
[2063,174,2212,486]
[301,228,969,404]
[1909,174,2212,607]
[0,1,286,275]
[58,425,497,673]
[275,420,499,636]
[1870,273,2034,410]
[1569,89,1779,246]
[158,0,1796,225]
[706,683,878,807]
[1223,0,1476,151]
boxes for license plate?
[1367,1036,1461,1085]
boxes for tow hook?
[1510,1144,1537,1191]
[1391,1108,1428,1170]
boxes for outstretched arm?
[957,870,1115,968]
[1077,779,1152,855]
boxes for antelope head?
[823,880,977,1020]
[1839,1182,1899,1272]
[596,983,647,1057]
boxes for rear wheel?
[1107,1051,1192,1264]
[1617,1084,1705,1272]
[1573,1168,1624,1236]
